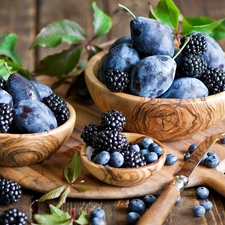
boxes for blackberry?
[93,130,128,152]
[100,109,126,132]
[180,33,207,55]
[121,148,147,168]
[0,208,27,225]
[0,103,13,133]
[105,68,129,92]
[0,178,22,205]
[80,123,100,146]
[198,67,225,95]
[0,76,7,90]
[178,54,207,78]
[42,93,69,126]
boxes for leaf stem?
[118,3,136,19]
[173,36,190,60]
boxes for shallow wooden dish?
[85,51,225,141]
[0,103,76,167]
[80,132,166,187]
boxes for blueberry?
[175,196,182,205]
[192,205,206,217]
[196,187,209,199]
[161,77,208,99]
[89,208,106,220]
[129,143,140,153]
[93,151,110,165]
[148,143,163,157]
[139,137,153,149]
[143,194,157,208]
[200,199,213,212]
[200,153,208,164]
[126,212,140,225]
[91,217,105,225]
[165,154,178,165]
[205,155,220,168]
[109,151,124,168]
[220,138,225,144]
[140,149,150,157]
[146,152,158,163]
[188,143,198,154]
[128,199,145,214]
[183,152,191,161]
[207,151,219,160]
[129,55,176,98]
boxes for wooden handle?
[137,183,180,225]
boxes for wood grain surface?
[0,1,225,225]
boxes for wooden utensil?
[137,132,225,225]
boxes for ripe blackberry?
[0,208,27,225]
[121,148,147,168]
[42,93,70,126]
[80,123,100,146]
[0,178,22,205]
[178,54,207,78]
[0,103,13,133]
[0,76,7,90]
[180,33,207,55]
[93,130,128,152]
[198,67,225,95]
[105,68,129,92]
[100,109,126,132]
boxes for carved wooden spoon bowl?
[0,103,76,167]
[80,132,166,187]
[85,51,225,141]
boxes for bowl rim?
[80,132,167,172]
[85,51,225,104]
[0,102,76,138]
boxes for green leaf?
[0,33,22,64]
[181,18,225,36]
[49,205,71,218]
[185,16,225,41]
[72,185,95,192]
[92,1,112,39]
[36,186,66,203]
[154,0,180,30]
[56,186,70,208]
[64,152,82,184]
[74,211,89,225]
[30,20,86,48]
[35,45,83,77]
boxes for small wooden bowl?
[85,51,225,141]
[80,133,166,187]
[0,103,76,167]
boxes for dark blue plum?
[130,17,175,57]
[109,151,124,168]
[7,73,41,105]
[129,55,176,98]
[192,205,206,217]
[93,151,110,165]
[98,43,140,84]
[128,199,145,214]
[30,80,53,100]
[13,99,57,133]
[0,89,13,108]
[196,186,209,199]
[161,77,208,99]
[126,212,140,225]
[109,34,133,50]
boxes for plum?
[161,77,208,99]
[129,55,176,98]
[109,34,133,50]
[130,17,175,57]
[98,43,140,83]
[0,89,13,108]
[7,73,41,105]
[13,99,57,133]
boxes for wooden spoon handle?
[137,183,180,225]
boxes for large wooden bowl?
[85,51,225,141]
[80,132,166,187]
[0,103,76,167]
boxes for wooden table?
[1,0,225,224]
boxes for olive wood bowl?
[80,132,166,187]
[85,51,225,141]
[0,103,76,167]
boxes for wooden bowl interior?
[80,133,166,187]
[0,103,76,167]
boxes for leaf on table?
[74,211,89,225]
[0,33,22,64]
[92,1,112,39]
[56,186,71,208]
[30,19,86,48]
[72,184,95,192]
[35,45,83,77]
